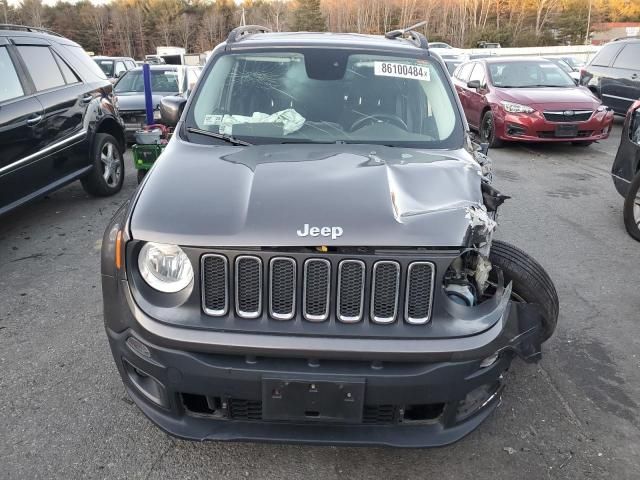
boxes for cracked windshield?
[189,51,460,147]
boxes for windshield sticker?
[203,114,224,125]
[374,61,430,81]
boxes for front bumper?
[103,278,544,447]
[494,108,614,143]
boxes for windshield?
[95,59,113,77]
[488,61,575,88]
[114,69,180,93]
[186,50,462,148]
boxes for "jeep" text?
[296,224,344,240]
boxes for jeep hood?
[130,141,486,247]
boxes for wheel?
[623,172,640,242]
[571,141,593,147]
[137,169,147,184]
[81,133,124,196]
[480,110,503,148]
[489,240,559,341]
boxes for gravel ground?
[1,118,639,479]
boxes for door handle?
[81,94,93,103]
[26,115,42,126]
[632,73,639,80]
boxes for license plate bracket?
[555,124,578,137]
[262,377,365,423]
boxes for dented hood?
[130,140,485,247]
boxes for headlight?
[500,101,535,114]
[138,242,193,293]
[596,105,609,112]
[153,109,162,121]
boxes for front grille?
[363,405,398,424]
[201,254,228,316]
[269,257,296,320]
[371,261,400,324]
[303,259,331,321]
[405,262,435,324]
[543,110,592,122]
[538,130,593,138]
[337,260,365,322]
[201,253,435,327]
[235,256,262,318]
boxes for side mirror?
[467,79,482,90]
[160,96,187,127]
[574,78,579,86]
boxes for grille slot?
[405,262,435,324]
[303,259,331,321]
[543,110,592,122]
[235,256,262,319]
[363,405,398,424]
[201,254,228,316]
[337,260,365,323]
[371,261,400,324]
[227,399,262,420]
[269,257,296,320]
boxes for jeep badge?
[297,224,344,240]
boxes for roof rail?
[227,25,272,44]
[0,23,63,37]
[384,21,429,50]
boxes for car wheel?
[623,172,640,242]
[81,133,124,197]
[571,141,593,147]
[480,110,503,148]
[137,169,147,184]
[489,240,559,342]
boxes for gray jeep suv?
[101,25,558,447]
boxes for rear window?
[17,46,66,91]
[590,44,622,67]
[612,44,640,70]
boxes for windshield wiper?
[186,127,252,146]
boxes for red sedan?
[452,57,614,147]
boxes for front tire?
[623,172,640,242]
[489,240,559,341]
[81,133,124,197]
[480,110,503,148]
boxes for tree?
[293,0,326,31]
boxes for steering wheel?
[349,113,409,133]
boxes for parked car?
[452,57,614,147]
[93,55,137,82]
[102,25,558,447]
[113,65,201,142]
[477,41,501,48]
[559,56,585,70]
[0,24,126,216]
[611,100,640,241]
[580,38,640,115]
[544,57,580,83]
[430,42,468,75]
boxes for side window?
[17,45,65,91]
[457,63,474,82]
[0,47,24,103]
[115,61,126,77]
[125,60,136,70]
[591,44,622,67]
[612,44,640,70]
[53,51,80,84]
[469,63,485,86]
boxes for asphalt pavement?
[1,119,639,479]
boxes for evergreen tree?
[293,0,326,32]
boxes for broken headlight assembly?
[138,242,194,293]
[443,250,493,307]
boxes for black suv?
[580,38,640,115]
[0,25,126,216]
[102,26,558,447]
[611,99,640,241]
